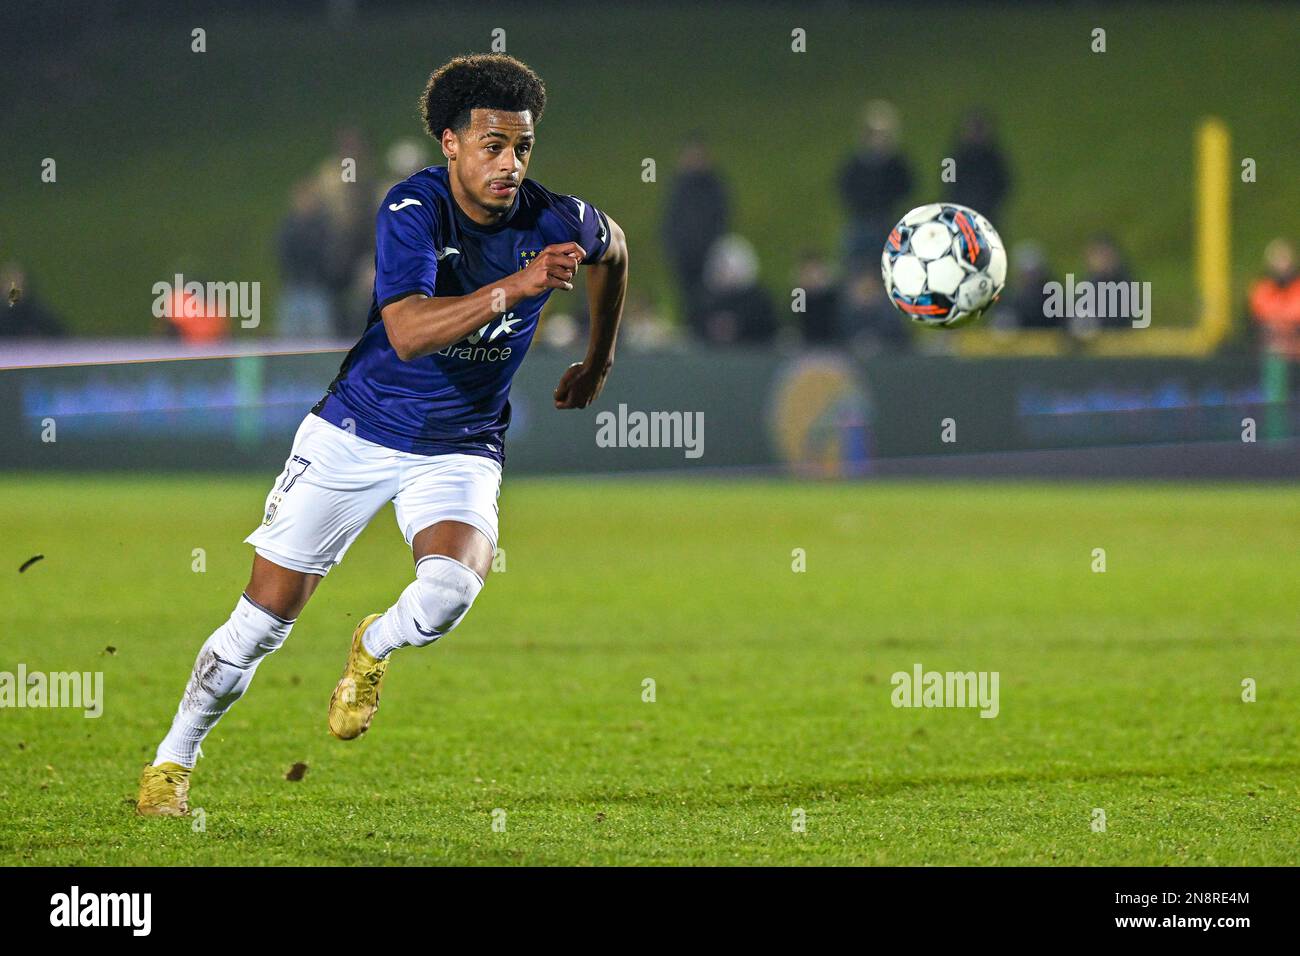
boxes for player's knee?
[209,595,296,668]
[408,555,483,647]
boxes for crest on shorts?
[263,493,282,527]
[518,249,540,271]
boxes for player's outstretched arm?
[382,241,586,361]
[554,216,628,410]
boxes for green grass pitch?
[1,475,1296,865]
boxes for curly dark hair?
[420,54,547,141]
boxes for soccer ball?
[881,203,1007,327]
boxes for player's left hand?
[553,360,610,410]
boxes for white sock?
[153,595,295,768]
[362,555,483,660]
[362,613,407,661]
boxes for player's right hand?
[515,242,585,296]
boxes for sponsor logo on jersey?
[467,313,520,345]
[435,312,523,362]
[436,342,516,362]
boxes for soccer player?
[137,54,628,815]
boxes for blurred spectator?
[838,268,911,356]
[837,100,913,267]
[340,256,377,337]
[539,311,581,349]
[277,178,337,339]
[327,0,358,27]
[386,137,432,181]
[1005,240,1059,330]
[662,132,731,326]
[793,250,841,346]
[946,109,1011,226]
[333,257,373,338]
[618,291,680,351]
[155,270,230,344]
[1073,233,1136,334]
[0,262,65,338]
[1248,238,1300,356]
[692,235,778,345]
[317,126,379,331]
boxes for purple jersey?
[313,165,611,463]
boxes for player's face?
[444,108,535,222]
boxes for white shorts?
[244,414,502,576]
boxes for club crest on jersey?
[263,493,282,527]
[518,249,541,271]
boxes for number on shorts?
[278,455,312,492]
